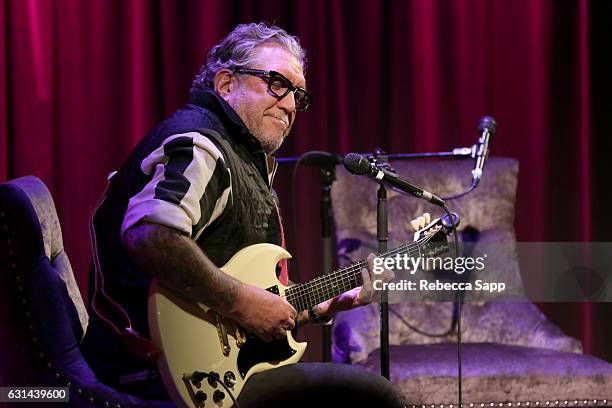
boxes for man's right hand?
[229,284,297,342]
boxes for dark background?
[1,0,611,363]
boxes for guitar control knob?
[207,372,220,387]
[223,371,236,387]
[213,390,225,403]
[194,391,207,404]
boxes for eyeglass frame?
[233,68,312,111]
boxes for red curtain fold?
[1,0,610,362]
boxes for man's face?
[223,44,306,154]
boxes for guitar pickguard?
[234,284,296,377]
[237,335,297,378]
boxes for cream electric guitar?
[148,216,454,407]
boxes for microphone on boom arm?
[343,153,445,206]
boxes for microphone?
[343,153,445,206]
[471,116,496,187]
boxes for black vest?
[88,89,282,340]
[194,126,282,267]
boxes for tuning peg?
[417,216,425,230]
[410,213,432,231]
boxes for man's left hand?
[312,253,394,318]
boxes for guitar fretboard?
[284,234,434,312]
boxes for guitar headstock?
[412,213,460,258]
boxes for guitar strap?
[273,201,289,286]
[88,175,161,364]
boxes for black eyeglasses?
[234,68,312,111]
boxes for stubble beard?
[229,88,290,154]
[242,108,290,154]
[252,124,288,154]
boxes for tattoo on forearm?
[122,223,242,314]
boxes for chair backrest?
[0,176,88,378]
[0,176,173,407]
[330,158,581,364]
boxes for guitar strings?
[296,228,442,306]
[286,231,439,310]
[285,232,436,309]
[284,230,442,311]
[287,244,422,312]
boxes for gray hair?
[191,22,307,94]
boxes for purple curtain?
[1,0,611,363]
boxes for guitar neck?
[284,239,422,312]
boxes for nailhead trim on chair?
[408,400,609,408]
[0,214,124,408]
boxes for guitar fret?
[316,277,324,307]
[306,280,315,308]
[323,275,333,303]
[307,282,317,309]
[326,276,335,301]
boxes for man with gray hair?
[83,22,402,406]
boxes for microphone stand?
[358,148,475,407]
[372,149,391,380]
[320,164,336,362]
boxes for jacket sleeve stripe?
[121,132,231,238]
[153,136,195,205]
[192,156,232,239]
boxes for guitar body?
[148,243,307,408]
[147,215,454,407]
